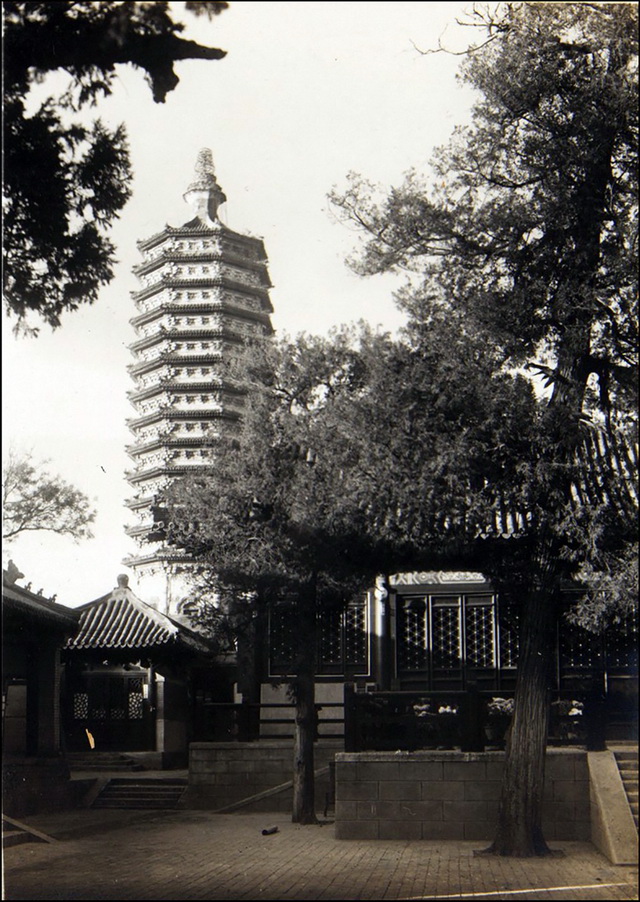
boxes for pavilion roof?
[66,582,209,653]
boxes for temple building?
[112,148,635,762]
[123,150,274,615]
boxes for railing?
[192,702,260,742]
[344,686,487,753]
[193,687,607,750]
[191,701,344,742]
[343,686,602,753]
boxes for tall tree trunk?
[291,583,318,825]
[485,540,561,856]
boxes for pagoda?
[124,149,274,614]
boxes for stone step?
[614,754,639,765]
[614,753,639,833]
[93,798,183,810]
[96,786,184,799]
[91,778,186,810]
[67,754,145,772]
[95,794,184,803]
[71,764,144,773]
[619,770,638,781]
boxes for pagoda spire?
[183,148,227,224]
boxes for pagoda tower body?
[124,149,274,614]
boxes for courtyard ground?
[2,808,638,900]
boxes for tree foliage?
[568,540,638,633]
[3,1,228,333]
[2,450,96,542]
[329,1,638,857]
[331,3,638,426]
[165,320,548,822]
[165,331,385,824]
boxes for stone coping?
[336,747,585,763]
[191,739,343,750]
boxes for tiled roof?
[477,428,637,540]
[66,586,206,651]
[3,581,79,631]
[368,426,637,543]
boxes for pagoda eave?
[127,352,224,377]
[136,219,266,251]
[126,408,239,431]
[127,381,224,403]
[133,250,270,279]
[131,276,272,305]
[122,549,194,568]
[128,328,233,354]
[130,302,274,330]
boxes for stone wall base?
[184,741,341,812]
[335,749,590,841]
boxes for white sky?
[2,1,477,606]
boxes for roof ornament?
[3,559,24,586]
[117,574,130,588]
[183,148,227,224]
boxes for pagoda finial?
[183,148,227,224]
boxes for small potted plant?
[550,699,585,742]
[485,697,514,746]
[436,704,459,749]
[412,701,438,749]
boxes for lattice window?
[561,623,601,669]
[345,602,367,665]
[269,605,296,669]
[465,600,495,668]
[128,693,144,720]
[432,600,461,670]
[499,605,520,668]
[605,615,638,670]
[73,693,89,720]
[90,707,107,721]
[319,610,342,664]
[398,597,428,671]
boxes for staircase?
[91,778,187,810]
[67,752,145,772]
[615,749,639,830]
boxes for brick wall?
[184,741,340,812]
[335,749,590,841]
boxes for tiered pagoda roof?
[123,149,274,598]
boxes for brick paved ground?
[3,810,638,901]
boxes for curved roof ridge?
[67,584,180,649]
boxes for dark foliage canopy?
[3,1,228,332]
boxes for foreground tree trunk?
[484,543,560,856]
[291,585,319,824]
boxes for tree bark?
[291,584,319,825]
[485,582,556,852]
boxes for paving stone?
[2,809,637,901]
